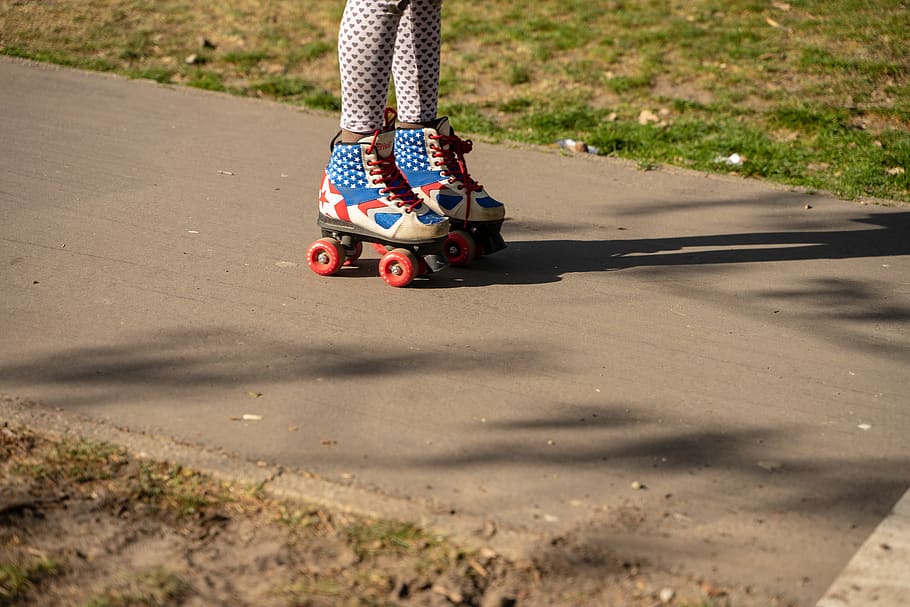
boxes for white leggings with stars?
[338,0,443,133]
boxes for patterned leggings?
[338,0,443,132]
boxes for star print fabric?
[326,143,370,189]
[338,0,442,133]
[394,128,433,172]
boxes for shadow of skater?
[441,211,910,287]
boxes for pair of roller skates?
[306,110,506,287]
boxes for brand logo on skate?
[374,141,393,153]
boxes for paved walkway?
[2,57,908,605]
[817,489,910,607]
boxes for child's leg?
[391,1,507,263]
[392,0,443,127]
[337,0,407,137]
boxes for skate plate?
[306,214,448,287]
[444,219,506,266]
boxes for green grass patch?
[118,31,155,62]
[132,462,222,517]
[13,438,124,483]
[125,66,175,84]
[438,103,502,137]
[0,557,60,606]
[251,75,315,98]
[289,40,333,64]
[1,0,907,201]
[222,48,270,71]
[249,75,340,109]
[84,568,190,607]
[186,69,226,92]
[301,89,341,112]
[772,103,851,133]
[345,520,428,559]
[505,64,532,86]
[2,46,118,73]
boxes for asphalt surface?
[2,57,909,605]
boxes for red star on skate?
[319,175,350,221]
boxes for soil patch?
[0,422,753,606]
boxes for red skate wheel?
[443,230,476,266]
[343,241,363,266]
[378,248,418,287]
[370,242,390,256]
[306,237,346,276]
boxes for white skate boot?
[394,117,506,266]
[308,124,450,287]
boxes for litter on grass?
[715,153,745,166]
[555,139,600,155]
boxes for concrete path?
[817,489,910,607]
[2,57,908,606]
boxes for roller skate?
[394,117,506,266]
[307,117,450,288]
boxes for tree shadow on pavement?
[409,404,909,522]
[441,210,910,360]
[3,329,906,605]
[0,328,548,407]
[405,403,909,605]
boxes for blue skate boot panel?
[374,212,403,230]
[418,210,447,225]
[437,193,463,211]
[477,195,504,209]
[335,184,382,206]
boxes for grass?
[0,558,59,606]
[0,0,907,202]
[12,438,125,483]
[0,424,748,605]
[281,520,461,606]
[9,434,225,518]
[345,520,436,559]
[83,568,190,607]
[0,428,473,605]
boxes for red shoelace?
[429,134,483,194]
[430,133,483,225]
[366,137,422,214]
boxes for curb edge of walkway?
[816,487,910,607]
[5,395,908,606]
[0,396,541,562]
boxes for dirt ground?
[0,422,767,607]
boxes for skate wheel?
[306,237,346,276]
[343,241,363,266]
[370,242,390,256]
[379,248,418,288]
[443,230,476,266]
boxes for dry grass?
[1,423,731,606]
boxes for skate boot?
[394,117,506,266]
[308,123,450,287]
